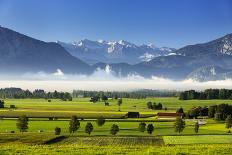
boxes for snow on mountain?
[58,40,175,64]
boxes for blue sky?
[0,0,232,48]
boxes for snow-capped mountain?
[58,40,175,64]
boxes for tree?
[147,102,153,109]
[97,117,105,126]
[117,98,122,111]
[69,116,80,134]
[176,107,184,114]
[110,124,119,135]
[226,115,232,133]
[147,124,154,134]
[0,100,4,108]
[174,117,185,134]
[194,121,199,134]
[208,105,216,118]
[16,115,28,133]
[55,127,61,135]
[138,122,146,132]
[85,122,93,135]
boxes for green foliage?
[55,127,61,135]
[110,124,119,135]
[96,117,105,126]
[174,117,185,134]
[0,100,4,108]
[179,89,232,100]
[147,101,163,110]
[117,98,122,111]
[225,115,232,131]
[85,122,93,135]
[147,124,154,134]
[10,105,16,109]
[194,122,199,134]
[208,105,217,118]
[16,115,28,132]
[138,122,146,132]
[69,115,80,134]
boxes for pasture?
[0,97,232,154]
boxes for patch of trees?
[73,89,178,99]
[147,102,163,110]
[179,89,232,100]
[208,104,232,121]
[0,88,72,101]
[185,106,208,119]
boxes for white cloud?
[0,66,231,92]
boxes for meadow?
[0,97,232,154]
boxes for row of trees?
[0,88,72,101]
[179,89,232,100]
[15,115,195,135]
[73,89,178,99]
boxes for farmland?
[0,97,232,154]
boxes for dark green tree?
[96,117,105,126]
[85,122,93,135]
[138,122,146,132]
[174,117,185,134]
[16,115,28,133]
[147,124,154,134]
[226,115,232,133]
[110,124,119,135]
[194,121,199,134]
[0,100,4,108]
[117,98,122,111]
[55,127,61,135]
[69,116,80,134]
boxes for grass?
[1,143,232,154]
[0,97,232,154]
[163,135,232,145]
[0,119,228,136]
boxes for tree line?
[73,89,178,99]
[15,115,203,135]
[179,89,232,100]
[0,88,72,101]
[176,103,232,121]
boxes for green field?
[164,135,232,145]
[0,97,232,154]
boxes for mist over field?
[0,66,231,92]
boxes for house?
[126,112,140,118]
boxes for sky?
[0,0,232,48]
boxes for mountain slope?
[0,26,91,75]
[176,34,232,57]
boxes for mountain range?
[58,40,175,65]
[0,26,232,81]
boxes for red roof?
[157,112,182,117]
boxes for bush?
[147,124,154,134]
[55,127,61,135]
[138,122,146,132]
[10,105,15,109]
[97,117,105,126]
[110,124,119,135]
[0,100,4,108]
[85,123,93,135]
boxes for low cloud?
[0,65,231,92]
